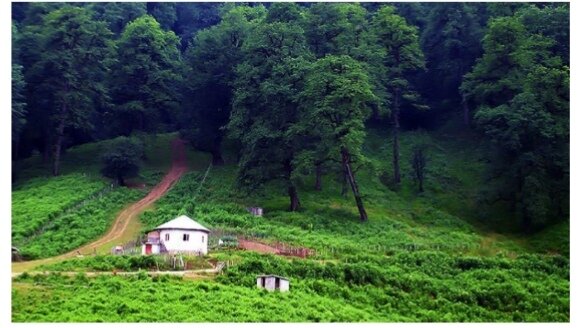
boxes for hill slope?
[11,130,569,322]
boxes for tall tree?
[300,55,377,221]
[371,6,425,184]
[518,4,569,64]
[410,146,427,192]
[460,17,531,109]
[14,3,66,161]
[146,2,177,30]
[420,3,483,123]
[30,6,113,175]
[463,11,569,232]
[182,5,265,165]
[12,64,26,150]
[90,2,147,35]
[101,137,144,186]
[174,3,221,49]
[110,15,182,136]
[303,3,385,190]
[229,9,312,212]
[12,23,26,160]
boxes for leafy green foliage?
[11,3,569,322]
[12,24,27,148]
[12,174,107,246]
[38,254,213,272]
[18,188,145,259]
[12,63,26,143]
[90,2,147,34]
[12,128,570,321]
[300,55,377,220]
[228,10,313,211]
[462,10,569,231]
[101,137,144,186]
[420,3,483,110]
[181,5,265,165]
[13,250,568,322]
[109,15,182,135]
[370,5,426,185]
[26,6,113,176]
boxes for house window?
[202,235,205,243]
[183,234,189,241]
[165,234,170,241]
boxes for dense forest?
[12,1,569,235]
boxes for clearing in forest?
[12,139,190,272]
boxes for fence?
[20,184,115,246]
[208,228,315,258]
[111,239,141,255]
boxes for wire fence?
[19,185,116,247]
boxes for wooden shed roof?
[257,274,289,281]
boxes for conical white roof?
[154,215,210,232]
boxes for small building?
[142,215,210,255]
[247,207,263,217]
[257,274,289,292]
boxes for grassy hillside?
[11,129,569,322]
[12,174,107,247]
[11,133,209,260]
[14,133,182,182]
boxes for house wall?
[279,279,290,292]
[158,229,208,255]
[141,243,160,255]
[257,277,289,292]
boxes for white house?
[142,215,210,255]
[257,275,290,292]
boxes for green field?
[12,129,570,322]
[17,188,146,259]
[12,174,107,248]
[11,133,210,260]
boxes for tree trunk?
[211,146,224,166]
[392,90,401,184]
[521,206,532,234]
[341,170,348,197]
[284,158,300,211]
[342,147,368,222]
[419,179,424,193]
[462,95,470,127]
[52,106,67,177]
[43,132,51,163]
[117,174,125,186]
[315,163,322,191]
[288,184,300,212]
[12,136,20,161]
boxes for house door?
[145,244,152,255]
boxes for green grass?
[11,133,199,260]
[13,252,568,322]
[36,254,213,272]
[526,221,570,257]
[17,188,146,259]
[11,128,569,322]
[12,174,107,246]
[13,133,185,183]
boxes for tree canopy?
[11,2,569,231]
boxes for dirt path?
[12,139,189,273]
[12,268,221,279]
[238,239,281,254]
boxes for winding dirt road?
[12,139,189,272]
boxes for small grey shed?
[257,274,289,292]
